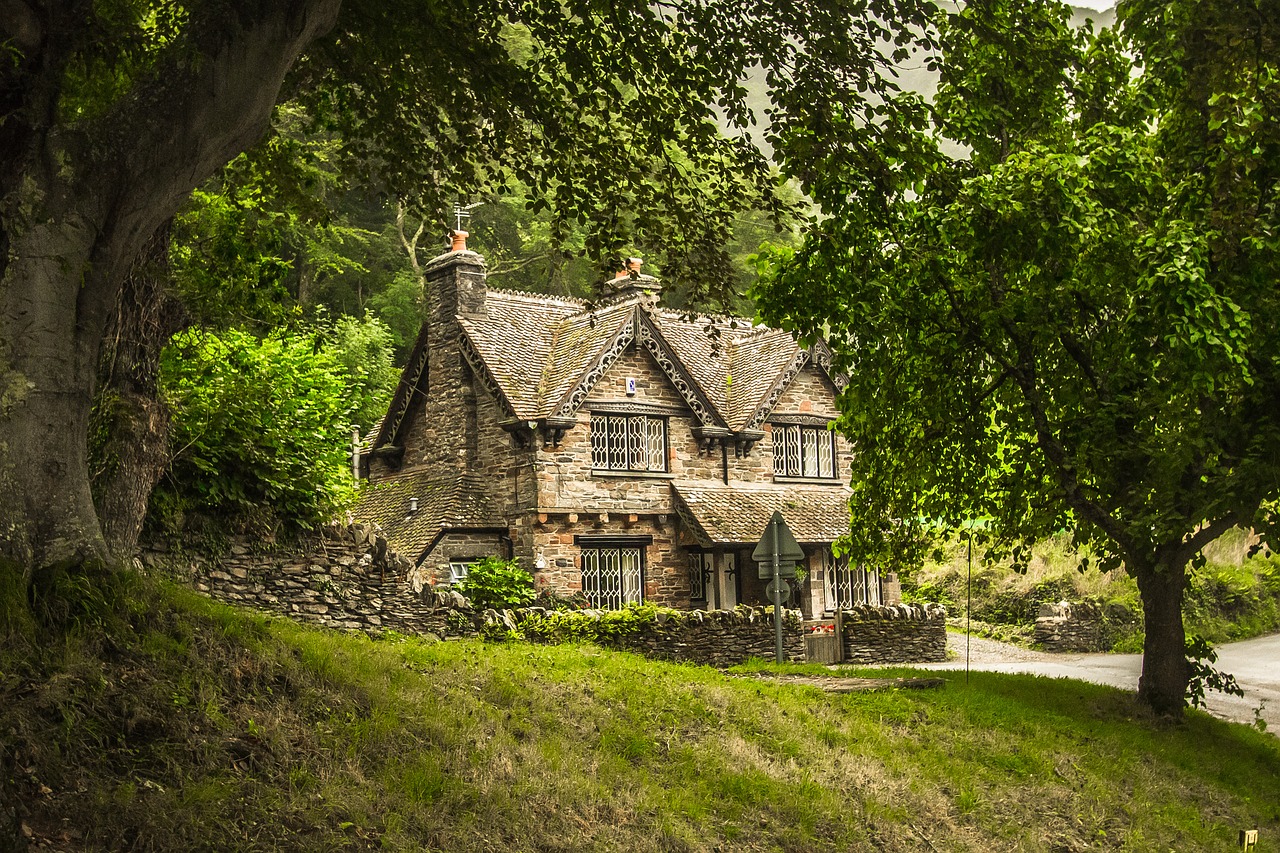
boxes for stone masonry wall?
[142,524,462,637]
[840,604,949,664]
[149,526,945,667]
[520,606,809,666]
[1034,601,1140,652]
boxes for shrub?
[324,314,398,432]
[154,327,356,533]
[457,557,536,611]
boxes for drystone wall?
[1034,601,1140,652]
[141,523,461,638]
[516,606,810,666]
[146,525,946,666]
[840,604,949,664]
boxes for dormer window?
[773,423,836,479]
[591,413,667,472]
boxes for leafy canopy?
[756,0,1280,579]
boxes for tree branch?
[84,0,343,308]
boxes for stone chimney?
[423,229,487,325]
[604,257,663,307]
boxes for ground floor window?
[823,555,881,609]
[446,559,475,586]
[578,539,646,609]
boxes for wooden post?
[835,607,844,663]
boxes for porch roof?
[349,471,506,563]
[672,481,853,546]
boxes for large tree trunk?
[1135,558,1191,716]
[0,1,342,587]
[91,223,188,561]
[0,197,112,584]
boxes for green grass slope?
[2,573,1277,852]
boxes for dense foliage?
[155,327,367,533]
[755,0,1280,714]
[457,557,537,611]
[5,0,944,581]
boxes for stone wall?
[143,524,460,639]
[517,605,809,666]
[150,527,946,667]
[1034,601,1140,652]
[840,604,949,664]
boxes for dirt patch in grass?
[741,674,948,693]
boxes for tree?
[755,0,1280,715]
[0,0,933,587]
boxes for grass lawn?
[3,576,1277,851]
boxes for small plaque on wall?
[625,377,637,395]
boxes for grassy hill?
[2,571,1277,852]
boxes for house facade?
[352,237,896,616]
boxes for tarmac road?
[914,631,1280,731]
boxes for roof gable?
[371,320,431,451]
[544,302,638,417]
[370,269,847,444]
[761,360,842,422]
[349,471,505,563]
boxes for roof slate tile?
[349,471,505,561]
[673,481,852,545]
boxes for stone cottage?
[351,234,896,616]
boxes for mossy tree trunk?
[91,223,189,561]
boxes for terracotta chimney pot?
[450,230,469,252]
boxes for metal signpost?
[752,511,804,664]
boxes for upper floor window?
[591,413,667,472]
[773,423,836,479]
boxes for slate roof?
[455,290,588,418]
[372,266,840,451]
[672,481,853,546]
[452,293,818,425]
[349,471,505,562]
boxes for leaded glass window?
[581,546,644,609]
[689,552,711,602]
[823,554,882,609]
[772,424,836,478]
[590,414,667,472]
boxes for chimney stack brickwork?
[423,249,487,326]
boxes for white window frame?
[772,423,837,479]
[591,413,667,473]
[447,559,475,586]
